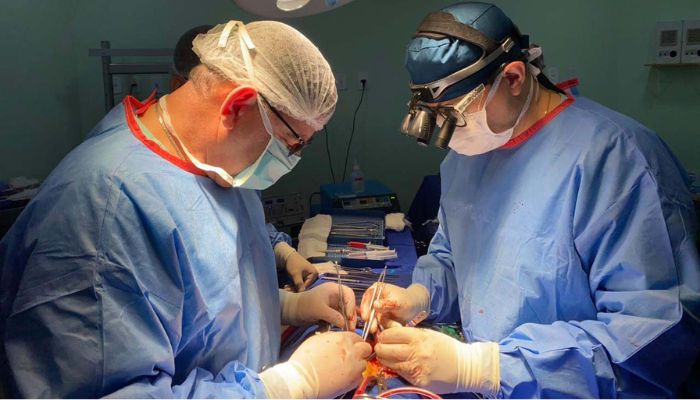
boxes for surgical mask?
[234,100,301,190]
[448,73,534,156]
[158,95,300,190]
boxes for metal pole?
[99,41,114,113]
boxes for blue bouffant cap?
[405,2,526,102]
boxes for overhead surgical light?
[276,0,311,12]
[234,0,354,18]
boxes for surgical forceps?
[361,266,387,341]
[335,261,350,331]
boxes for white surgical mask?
[448,73,534,156]
[158,95,300,190]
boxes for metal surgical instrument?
[362,266,387,341]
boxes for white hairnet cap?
[193,21,337,131]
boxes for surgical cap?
[173,24,214,79]
[406,2,526,103]
[193,21,337,131]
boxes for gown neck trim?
[123,94,206,176]
[501,93,575,150]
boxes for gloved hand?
[284,251,319,292]
[375,327,500,396]
[260,331,372,398]
[281,283,357,330]
[360,283,430,333]
[274,242,318,292]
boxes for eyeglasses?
[259,96,311,156]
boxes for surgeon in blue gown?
[88,26,321,298]
[169,24,319,293]
[361,2,700,398]
[0,21,371,398]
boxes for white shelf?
[644,63,700,67]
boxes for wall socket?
[358,71,368,90]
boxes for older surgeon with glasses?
[0,21,370,398]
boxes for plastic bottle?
[351,160,365,193]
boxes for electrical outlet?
[335,73,347,91]
[358,71,368,90]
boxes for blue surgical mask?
[231,134,301,190]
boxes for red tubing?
[378,386,442,399]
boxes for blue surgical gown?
[414,96,700,398]
[266,223,292,249]
[0,97,281,398]
[88,98,292,260]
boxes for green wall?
[1,0,698,212]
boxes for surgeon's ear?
[220,86,258,130]
[503,61,527,96]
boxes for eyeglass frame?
[258,95,311,156]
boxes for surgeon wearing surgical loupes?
[361,2,700,398]
[1,21,371,398]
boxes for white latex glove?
[375,327,500,396]
[260,331,372,398]
[275,243,319,292]
[359,283,430,333]
[280,283,357,330]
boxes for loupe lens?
[409,108,436,145]
[435,116,457,149]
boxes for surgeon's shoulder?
[568,97,690,196]
[53,129,141,180]
[85,103,127,140]
[566,97,647,140]
[37,127,180,214]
